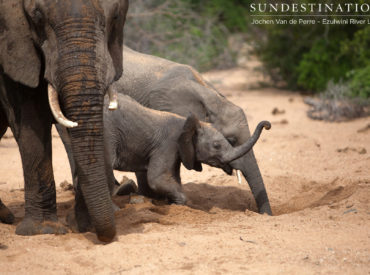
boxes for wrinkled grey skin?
[61,94,269,204]
[110,47,273,214]
[0,0,128,242]
[57,46,273,214]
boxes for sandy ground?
[0,61,369,274]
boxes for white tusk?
[48,84,78,128]
[236,170,243,185]
[108,87,118,110]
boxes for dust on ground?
[0,62,369,274]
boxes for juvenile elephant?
[59,94,270,204]
[110,47,273,214]
[0,0,128,242]
[107,95,269,203]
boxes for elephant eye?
[26,6,47,43]
[213,141,221,150]
[204,112,209,121]
[31,8,44,26]
[227,136,237,146]
[113,12,119,21]
[111,4,120,22]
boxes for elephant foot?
[137,189,186,205]
[113,180,138,196]
[66,209,93,233]
[15,217,68,235]
[0,202,15,224]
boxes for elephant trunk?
[236,152,272,214]
[222,121,271,163]
[229,124,272,215]
[61,77,115,242]
[56,21,115,241]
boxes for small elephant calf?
[104,94,270,204]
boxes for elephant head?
[198,89,273,214]
[0,0,128,241]
[177,114,270,176]
[194,88,273,215]
[148,71,273,215]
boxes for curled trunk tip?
[222,120,271,163]
[261,120,271,130]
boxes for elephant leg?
[0,199,14,224]
[102,136,122,212]
[67,179,119,232]
[147,158,186,205]
[55,124,96,232]
[105,144,117,196]
[0,104,8,139]
[15,102,67,235]
[135,171,158,198]
[135,171,170,201]
[135,158,180,198]
[66,183,94,233]
[55,124,79,189]
[0,79,67,235]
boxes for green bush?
[342,26,370,98]
[125,0,369,98]
[184,0,251,32]
[253,1,370,98]
[340,26,370,69]
[297,39,351,91]
[348,65,370,98]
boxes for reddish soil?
[0,63,369,274]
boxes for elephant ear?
[0,1,41,87]
[178,114,203,172]
[108,2,129,81]
[0,1,40,88]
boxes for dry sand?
[0,63,369,274]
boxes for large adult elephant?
[0,0,129,242]
[111,46,272,215]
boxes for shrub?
[253,1,369,98]
[297,39,351,92]
[348,65,370,98]
[124,0,237,71]
[184,0,251,32]
[340,26,370,69]
[304,80,369,121]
